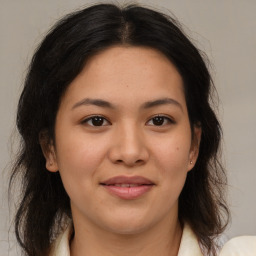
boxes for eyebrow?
[72,98,115,109]
[72,97,183,111]
[141,98,183,111]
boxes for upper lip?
[100,176,155,185]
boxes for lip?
[101,175,155,185]
[100,175,155,200]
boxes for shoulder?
[220,236,256,256]
[180,223,256,256]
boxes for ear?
[39,130,59,172]
[188,124,201,171]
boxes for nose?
[108,123,149,167]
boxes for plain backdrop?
[1,0,255,255]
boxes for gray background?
[1,0,255,255]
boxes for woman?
[10,3,243,256]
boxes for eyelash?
[81,115,111,127]
[146,115,175,126]
[81,115,175,127]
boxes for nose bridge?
[109,121,149,166]
[121,122,142,151]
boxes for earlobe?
[188,125,202,171]
[39,131,59,172]
[45,146,59,172]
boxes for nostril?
[114,159,144,166]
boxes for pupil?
[92,117,104,126]
[153,116,164,126]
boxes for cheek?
[54,133,109,194]
[150,134,191,197]
[56,131,107,168]
[151,135,191,173]
[55,137,109,212]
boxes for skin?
[42,46,201,256]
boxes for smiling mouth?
[100,176,155,199]
[102,183,152,187]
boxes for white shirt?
[49,223,256,256]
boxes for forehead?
[60,46,185,109]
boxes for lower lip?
[102,185,153,200]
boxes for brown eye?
[146,115,174,126]
[152,116,165,126]
[82,116,110,126]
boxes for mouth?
[100,176,155,200]
[103,183,152,187]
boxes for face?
[43,46,200,235]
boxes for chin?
[100,213,156,235]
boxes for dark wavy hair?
[10,3,229,256]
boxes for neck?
[70,215,182,256]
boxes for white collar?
[49,221,256,256]
[49,222,203,256]
[178,222,203,256]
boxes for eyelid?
[146,114,175,126]
[80,114,175,127]
[81,115,111,126]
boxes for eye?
[82,115,110,127]
[146,115,174,126]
